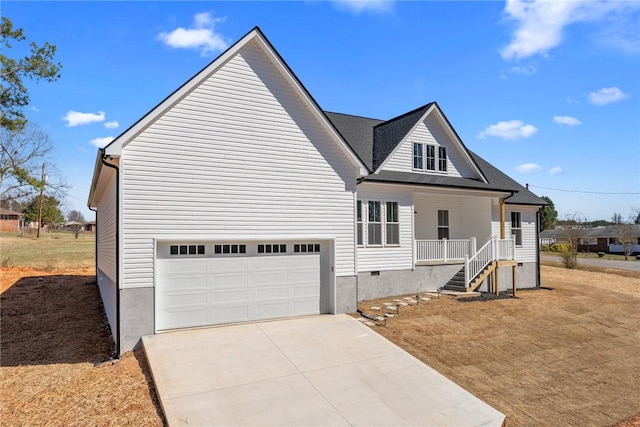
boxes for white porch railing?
[464,236,516,288]
[415,238,477,263]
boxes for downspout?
[101,154,121,358]
[535,207,543,288]
[88,206,97,283]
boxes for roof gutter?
[100,153,121,358]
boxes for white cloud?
[515,163,541,173]
[90,137,114,148]
[588,87,629,106]
[331,0,394,14]
[549,166,563,175]
[509,63,538,76]
[158,12,228,56]
[104,120,119,129]
[62,111,106,127]
[553,115,582,126]
[500,0,639,60]
[477,120,538,140]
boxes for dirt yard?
[1,264,639,426]
[0,267,164,426]
[360,266,640,427]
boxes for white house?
[88,27,546,354]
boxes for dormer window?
[426,145,436,171]
[413,143,423,170]
[438,147,447,172]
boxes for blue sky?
[5,0,640,222]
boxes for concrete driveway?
[143,314,505,426]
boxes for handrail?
[464,236,515,288]
[415,238,474,262]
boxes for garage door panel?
[210,273,249,287]
[156,245,324,332]
[211,305,250,323]
[210,288,249,303]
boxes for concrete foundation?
[119,287,154,353]
[335,276,358,313]
[356,263,463,302]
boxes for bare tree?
[67,210,86,223]
[556,213,587,268]
[0,123,66,206]
[611,212,623,225]
[613,212,638,260]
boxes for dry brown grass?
[358,265,640,427]
[0,267,164,426]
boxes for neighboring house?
[541,226,640,254]
[0,208,22,232]
[88,27,546,354]
[85,221,97,233]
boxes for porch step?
[442,264,494,293]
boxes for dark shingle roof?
[540,225,640,239]
[372,103,433,171]
[325,112,383,170]
[324,105,546,206]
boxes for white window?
[438,146,447,172]
[357,200,363,246]
[437,210,449,240]
[386,202,399,245]
[413,143,423,170]
[426,145,436,171]
[511,212,522,246]
[368,201,382,245]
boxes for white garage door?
[156,243,323,331]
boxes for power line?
[527,184,640,195]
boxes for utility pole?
[37,163,45,238]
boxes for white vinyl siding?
[414,193,492,243]
[96,173,117,282]
[381,114,477,178]
[491,204,538,262]
[119,40,357,288]
[357,184,413,272]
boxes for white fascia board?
[373,104,437,174]
[104,29,263,157]
[152,235,339,242]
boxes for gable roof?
[100,26,367,175]
[326,108,546,205]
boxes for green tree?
[539,196,558,231]
[22,194,64,228]
[1,16,62,131]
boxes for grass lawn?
[1,235,639,426]
[1,231,95,271]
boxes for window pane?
[357,223,363,245]
[386,223,399,245]
[386,202,398,222]
[258,244,265,254]
[368,201,380,222]
[280,244,287,253]
[314,244,320,252]
[294,244,300,253]
[413,143,423,169]
[231,245,238,254]
[239,245,246,254]
[368,223,382,245]
[426,145,435,170]
[180,246,187,255]
[189,245,197,255]
[438,210,449,226]
[170,246,178,255]
[438,227,449,240]
[223,245,230,254]
[357,200,362,221]
[214,245,222,254]
[438,146,447,171]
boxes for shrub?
[550,244,570,253]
